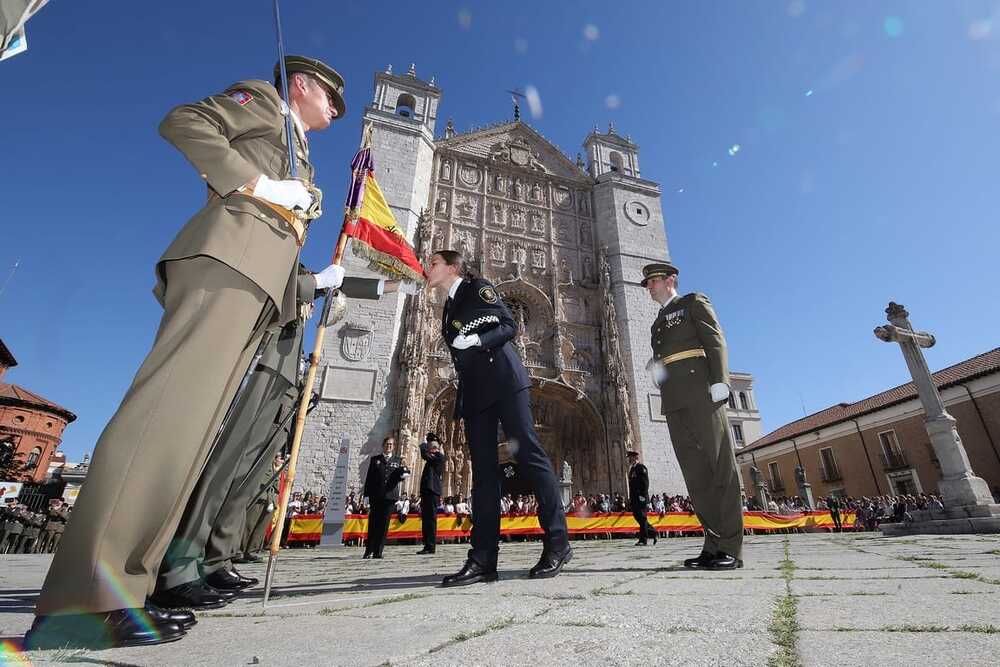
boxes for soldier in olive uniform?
[239,455,283,561]
[626,450,658,546]
[643,262,743,569]
[155,268,402,609]
[27,56,348,650]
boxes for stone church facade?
[297,65,688,500]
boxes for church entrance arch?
[421,379,610,501]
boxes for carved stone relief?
[454,192,478,219]
[529,211,545,236]
[488,236,506,265]
[488,201,504,227]
[509,207,526,232]
[435,192,449,215]
[454,228,477,260]
[530,246,545,269]
[579,220,593,247]
[439,160,452,181]
[458,163,482,189]
[553,186,572,210]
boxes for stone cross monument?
[874,302,1000,534]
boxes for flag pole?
[263,128,373,610]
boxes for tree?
[0,437,30,482]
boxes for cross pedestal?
[874,303,1000,535]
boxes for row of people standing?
[1,499,69,554]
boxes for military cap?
[625,450,640,458]
[275,55,347,120]
[640,262,678,287]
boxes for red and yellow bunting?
[285,511,857,544]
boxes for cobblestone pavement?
[1,533,998,666]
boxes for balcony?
[819,463,843,482]
[880,449,910,470]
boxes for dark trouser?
[831,510,842,532]
[463,388,568,570]
[365,501,391,556]
[421,494,439,550]
[243,502,272,554]
[665,397,744,559]
[630,498,656,542]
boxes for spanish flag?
[342,126,425,282]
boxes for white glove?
[649,364,667,385]
[710,382,730,403]
[398,281,421,295]
[314,264,345,290]
[253,174,313,210]
[451,334,480,350]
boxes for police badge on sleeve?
[478,286,499,304]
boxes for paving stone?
[798,631,1000,667]
[796,593,1000,630]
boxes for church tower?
[296,65,440,495]
[585,124,684,493]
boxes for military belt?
[660,349,707,365]
[211,191,307,247]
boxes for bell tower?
[585,124,684,493]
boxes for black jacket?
[628,463,650,501]
[362,454,406,503]
[419,442,444,496]
[441,277,531,418]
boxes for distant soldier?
[417,433,445,555]
[643,262,743,570]
[626,450,658,546]
[362,436,408,559]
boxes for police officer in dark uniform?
[417,433,445,555]
[626,450,658,546]
[425,250,571,586]
[361,436,407,559]
[643,262,743,569]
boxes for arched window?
[26,446,42,469]
[739,392,750,410]
[395,93,417,118]
[608,151,624,172]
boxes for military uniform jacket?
[441,277,531,419]
[651,293,730,412]
[157,79,315,325]
[419,442,444,496]
[362,454,406,503]
[628,463,650,501]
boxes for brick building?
[736,348,1000,501]
[0,338,77,483]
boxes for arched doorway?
[419,379,609,500]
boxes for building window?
[732,424,744,446]
[819,447,842,482]
[14,415,25,423]
[768,461,784,491]
[728,394,736,409]
[608,151,624,172]
[739,392,750,410]
[25,446,42,469]
[395,93,417,117]
[877,430,908,469]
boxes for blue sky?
[3,1,999,464]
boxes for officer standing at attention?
[626,450,658,546]
[424,250,571,586]
[417,433,445,555]
[362,436,407,559]
[26,55,348,650]
[642,262,743,569]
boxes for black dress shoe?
[683,551,715,568]
[145,603,196,629]
[441,559,499,587]
[707,553,744,570]
[372,553,384,559]
[205,567,257,591]
[242,552,263,563]
[362,551,372,559]
[24,608,185,649]
[634,539,648,546]
[150,581,229,610]
[529,546,573,579]
[416,547,436,555]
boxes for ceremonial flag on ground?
[342,126,425,282]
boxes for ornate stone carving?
[489,236,506,265]
[435,192,449,215]
[510,207,526,232]
[530,181,542,203]
[530,246,545,269]
[529,211,545,235]
[554,217,573,245]
[580,220,593,247]
[578,192,590,215]
[488,137,544,172]
[440,160,452,181]
[341,321,374,361]
[553,186,572,210]
[458,163,482,188]
[454,193,477,219]
[513,178,524,201]
[511,242,527,266]
[489,201,504,227]
[582,255,596,284]
[454,228,476,259]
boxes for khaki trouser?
[665,397,744,559]
[36,257,270,615]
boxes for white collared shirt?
[447,276,463,300]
